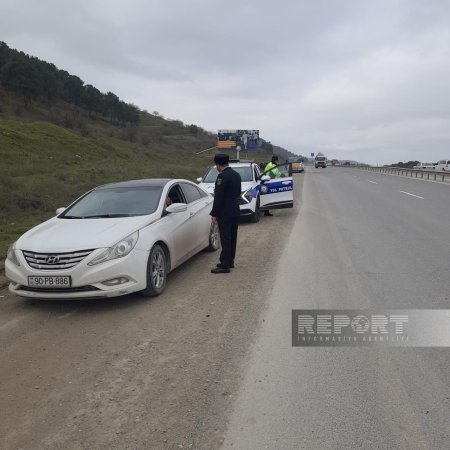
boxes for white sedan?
[5,179,219,299]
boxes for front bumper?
[238,196,257,216]
[5,247,149,299]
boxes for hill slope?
[0,41,277,273]
[0,112,219,270]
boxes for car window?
[265,163,292,178]
[181,183,202,203]
[61,186,163,218]
[197,186,209,198]
[202,166,253,182]
[167,185,185,205]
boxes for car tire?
[206,222,220,251]
[250,197,261,223]
[140,244,167,297]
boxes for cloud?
[1,0,450,164]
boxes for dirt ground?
[0,176,302,450]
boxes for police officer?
[264,155,282,178]
[210,153,242,273]
[263,155,282,216]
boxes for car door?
[163,183,195,265]
[180,182,210,252]
[258,163,294,210]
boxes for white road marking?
[399,191,424,199]
[368,180,378,184]
[353,176,358,178]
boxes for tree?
[60,71,84,105]
[1,56,40,104]
[0,41,10,69]
[116,101,140,126]
[82,84,103,117]
[103,91,120,123]
[35,60,60,105]
[188,124,199,134]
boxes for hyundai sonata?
[6,179,219,299]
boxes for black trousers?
[218,216,239,268]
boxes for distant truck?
[315,152,327,168]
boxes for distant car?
[413,163,435,169]
[5,179,219,299]
[292,162,304,173]
[197,160,294,222]
[435,159,450,171]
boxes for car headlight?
[6,241,20,266]
[88,231,139,266]
[242,190,253,203]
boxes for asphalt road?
[222,168,450,450]
[1,169,449,449]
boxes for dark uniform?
[210,159,242,270]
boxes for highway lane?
[222,168,450,450]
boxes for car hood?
[16,214,158,252]
[199,181,254,195]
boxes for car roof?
[229,162,254,167]
[209,162,255,168]
[95,179,172,190]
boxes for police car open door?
[259,163,294,210]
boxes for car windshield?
[60,186,162,218]
[203,166,253,182]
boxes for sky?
[1,0,450,164]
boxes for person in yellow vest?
[263,155,282,216]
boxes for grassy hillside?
[0,117,207,271]
[0,42,277,276]
[0,97,273,273]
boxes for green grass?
[0,214,52,273]
[0,114,272,273]
[0,117,211,271]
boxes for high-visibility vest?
[264,162,281,178]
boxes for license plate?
[28,276,71,288]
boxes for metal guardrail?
[353,166,450,184]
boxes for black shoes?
[264,211,273,216]
[212,262,234,273]
[211,267,230,274]
[216,263,234,269]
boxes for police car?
[197,160,294,222]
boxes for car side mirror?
[196,177,202,183]
[260,175,271,182]
[56,207,66,216]
[165,203,188,213]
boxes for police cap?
[271,155,279,163]
[214,153,229,165]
